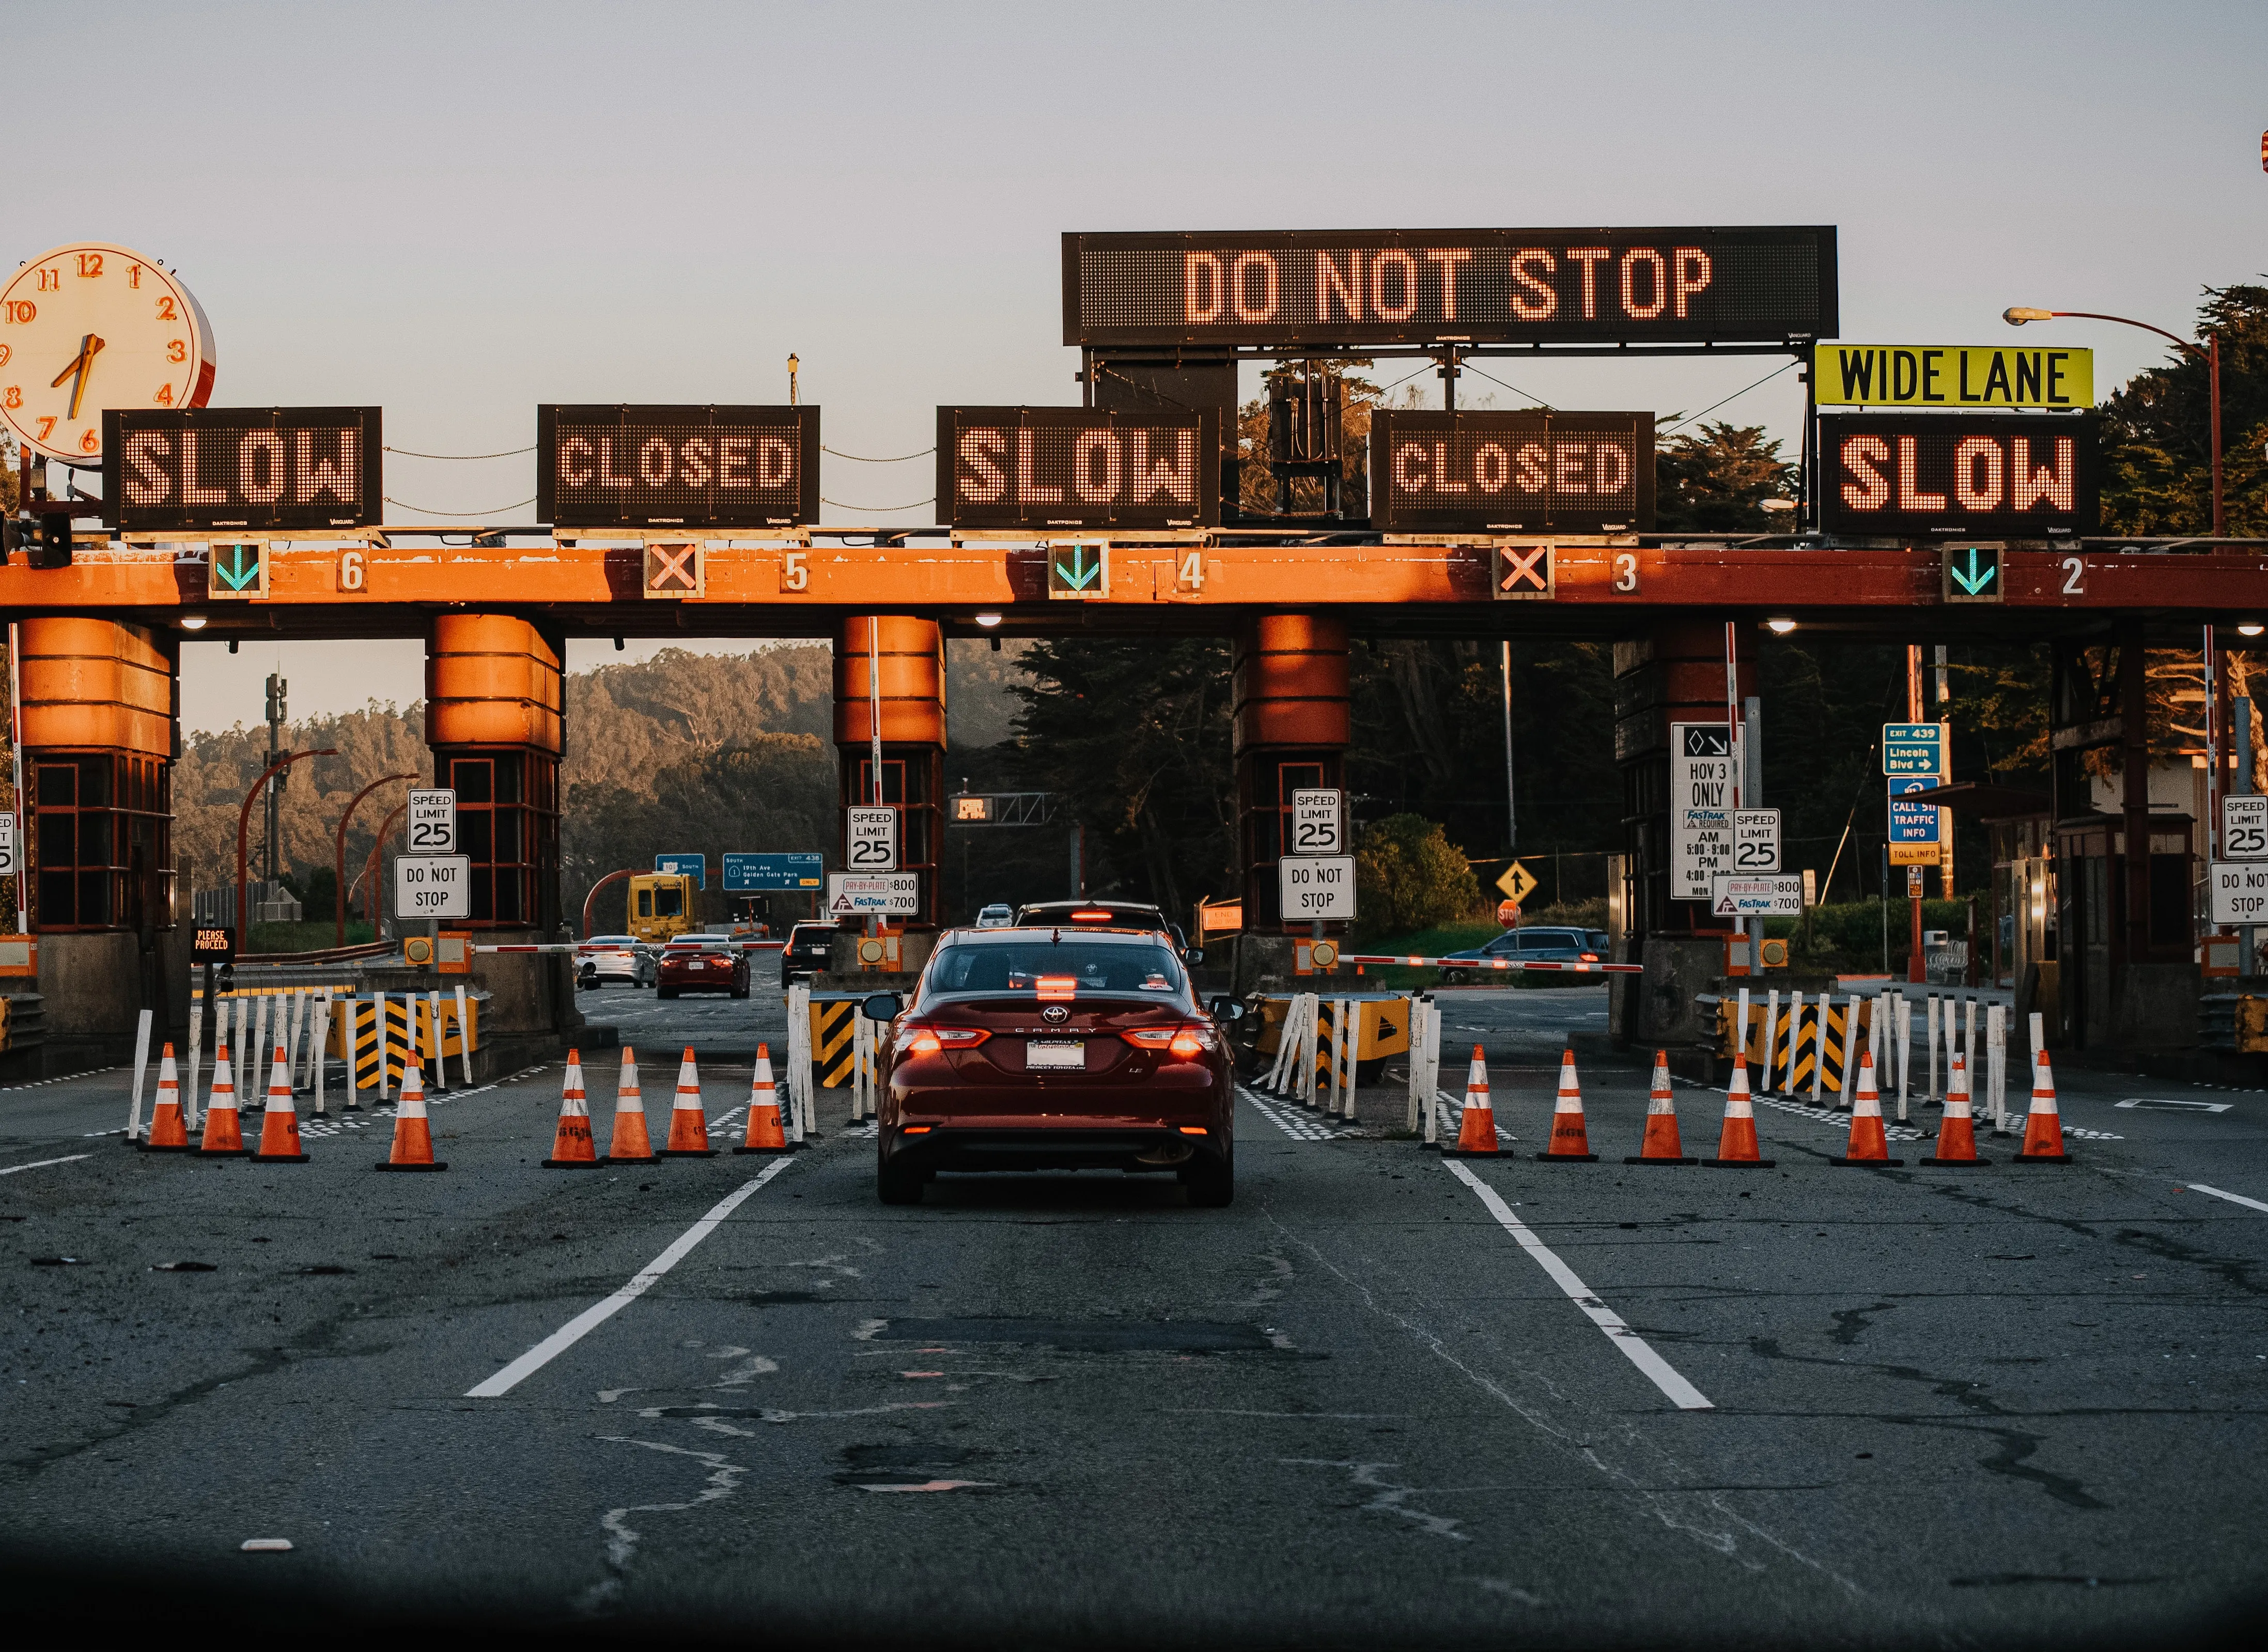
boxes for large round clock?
[0,241,216,465]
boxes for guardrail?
[1339,953,1643,975]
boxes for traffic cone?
[734,1043,791,1154]
[1920,1048,1990,1166]
[251,1041,309,1162]
[2013,1048,2072,1164]
[1830,1049,1902,1166]
[1704,1057,1775,1168]
[376,1061,447,1171]
[199,1044,247,1156]
[603,1046,657,1164]
[541,1050,602,1168]
[663,1047,719,1157]
[1449,1045,1499,1155]
[140,1045,193,1152]
[1536,1048,1597,1161]
[1624,1050,1696,1164]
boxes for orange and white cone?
[1830,1049,1901,1166]
[734,1043,791,1154]
[663,1047,718,1157]
[140,1044,192,1153]
[1921,1048,1989,1166]
[1625,1049,1696,1164]
[198,1044,247,1156]
[1451,1045,1499,1154]
[603,1046,657,1164]
[2014,1048,2072,1164]
[541,1049,602,1168]
[1705,1057,1775,1168]
[376,1061,447,1171]
[251,1041,309,1162]
[1536,1047,1597,1161]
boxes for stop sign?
[1496,900,1521,928]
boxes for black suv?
[1013,899,1196,958]
[781,921,838,983]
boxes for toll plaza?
[3,225,2263,1079]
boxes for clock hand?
[50,334,105,421]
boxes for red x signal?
[643,542,703,599]
[1492,544,1554,600]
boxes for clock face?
[1,242,216,465]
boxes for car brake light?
[1169,1028,1210,1058]
[1036,975,1077,1000]
[1121,1028,1176,1049]
[1580,952,1600,963]
[906,1030,942,1056]
[1122,1026,1213,1058]
[1178,1126,1208,1135]
[902,1027,988,1057]
[1070,909,1113,921]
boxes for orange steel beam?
[6,542,2268,623]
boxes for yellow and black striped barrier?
[811,996,860,1088]
[327,995,480,1086]
[1716,996,1869,1094]
[1256,994,1412,1067]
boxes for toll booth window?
[442,751,558,929]
[30,753,173,933]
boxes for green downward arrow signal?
[213,544,261,591]
[1054,545,1101,591]
[1950,547,1996,596]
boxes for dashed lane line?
[1442,1159,1713,1412]
[465,1156,797,1399]
[0,1153,92,1176]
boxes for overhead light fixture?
[2240,623,2264,638]
[179,614,208,631]
[1759,498,1797,514]
[2003,306,2055,325]
[973,612,1002,628]
[1765,617,1798,635]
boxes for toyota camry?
[866,927,1234,1207]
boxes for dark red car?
[867,928,1235,1207]
[656,934,751,1000]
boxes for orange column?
[1233,614,1350,930]
[834,617,945,929]
[425,615,562,932]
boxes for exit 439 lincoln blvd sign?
[1064,227,1837,348]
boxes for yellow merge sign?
[1813,345,2092,409]
[1496,861,1539,903]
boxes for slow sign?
[103,408,380,531]
[1370,410,1652,533]
[1820,412,2098,537]
[938,408,1219,529]
[538,405,818,528]
[1064,227,1838,348]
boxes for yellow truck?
[626,871,701,945]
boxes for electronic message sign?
[1063,228,1837,348]
[1819,413,2096,538]
[102,408,380,531]
[538,405,818,529]
[938,407,1220,529]
[1369,410,1653,534]
[1814,345,2092,408]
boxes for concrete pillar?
[19,616,187,1063]
[1611,616,1755,1047]
[834,616,945,935]
[1233,613,1350,930]
[425,615,563,934]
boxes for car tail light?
[708,953,732,966]
[1122,1025,1214,1059]
[1070,909,1113,921]
[1580,952,1600,963]
[900,1026,988,1057]
[1036,975,1077,1000]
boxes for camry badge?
[1042,1005,1069,1023]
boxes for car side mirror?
[1208,995,1245,1022]
[862,992,904,1023]
[1184,947,1205,966]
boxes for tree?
[1354,813,1481,936]
[2098,284,2268,536]
[1653,420,1798,532]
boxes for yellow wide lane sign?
[1813,345,2092,408]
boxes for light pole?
[2002,305,2222,535]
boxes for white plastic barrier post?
[1404,996,1424,1135]
[1266,997,1301,1094]
[1810,995,1825,1103]
[1425,994,1443,1136]
[1296,996,1321,1107]
[310,993,330,1116]
[250,993,270,1089]
[125,1007,154,1144]
[785,984,812,1141]
[1927,995,1941,1101]
[1838,994,1861,1109]
[1783,990,1803,1098]
[1964,999,1978,1105]
[1341,998,1360,1121]
[184,992,205,1131]
[1736,987,1750,1074]
[1896,993,1912,1122]
[1986,1002,2007,1132]
[423,990,443,1092]
[455,984,474,1088]
[284,989,305,1092]
[1761,989,1780,1094]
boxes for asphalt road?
[5,983,2267,1646]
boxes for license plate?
[687,962,706,970]
[1026,1040,1085,1070]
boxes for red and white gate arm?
[1335,953,1645,975]
[473,941,786,954]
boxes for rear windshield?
[922,940,1186,1000]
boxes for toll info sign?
[394,854,471,920]
[1280,856,1357,921]
[828,873,919,916]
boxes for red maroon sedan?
[656,934,751,999]
[867,928,1235,1207]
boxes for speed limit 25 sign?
[1733,808,1782,873]
[407,788,457,854]
[2223,795,2268,861]
[846,807,899,871]
[1289,789,1344,857]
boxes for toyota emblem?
[1042,1005,1069,1024]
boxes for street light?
[2003,304,2222,535]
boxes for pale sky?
[11,0,2264,730]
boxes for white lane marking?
[2184,1183,2268,1215]
[466,1158,795,1398]
[1442,1159,1713,1412]
[2117,1098,2233,1113]
[1237,1086,1355,1141]
[0,1153,92,1176]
